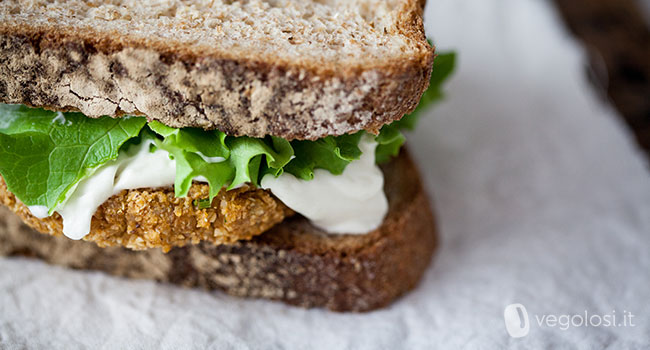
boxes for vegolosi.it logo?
[504,303,530,338]
[504,303,636,338]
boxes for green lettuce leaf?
[284,132,364,180]
[375,51,457,163]
[0,105,146,212]
[227,136,294,188]
[148,121,235,199]
[149,124,294,200]
[149,121,229,159]
[375,123,406,164]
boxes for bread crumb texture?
[0,178,293,252]
[6,0,415,64]
[0,0,434,140]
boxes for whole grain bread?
[0,0,434,140]
[0,149,437,312]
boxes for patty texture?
[0,178,293,252]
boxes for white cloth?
[1,1,649,348]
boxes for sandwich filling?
[28,133,386,239]
[0,53,454,241]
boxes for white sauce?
[197,152,225,163]
[28,135,388,239]
[261,135,388,234]
[53,111,72,126]
[27,205,49,219]
[30,140,177,239]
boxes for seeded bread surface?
[0,149,437,311]
[0,0,434,140]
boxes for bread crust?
[0,0,434,140]
[0,149,437,312]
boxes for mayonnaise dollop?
[261,135,388,234]
[28,135,388,239]
[30,140,177,239]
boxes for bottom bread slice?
[0,149,437,312]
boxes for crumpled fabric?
[1,0,648,349]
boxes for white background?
[1,0,649,348]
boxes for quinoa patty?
[0,178,293,252]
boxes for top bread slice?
[0,0,434,140]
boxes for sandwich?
[0,0,454,311]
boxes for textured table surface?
[1,0,649,349]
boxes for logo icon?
[504,303,530,338]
